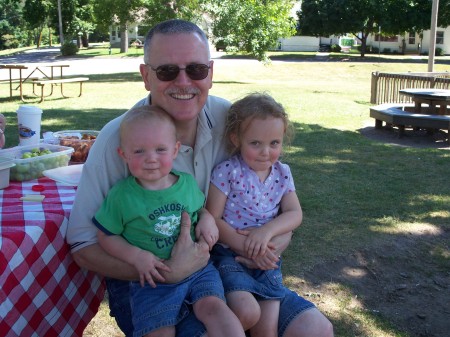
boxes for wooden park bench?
[33,77,89,102]
[370,103,450,143]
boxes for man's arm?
[72,244,139,280]
[72,213,210,284]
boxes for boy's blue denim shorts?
[106,265,316,337]
[211,244,285,300]
[129,262,224,337]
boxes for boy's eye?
[157,147,168,153]
[134,149,144,154]
[271,140,280,146]
[250,141,260,146]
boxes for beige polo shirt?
[66,95,230,253]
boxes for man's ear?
[139,63,152,92]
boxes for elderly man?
[67,19,333,337]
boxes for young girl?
[206,93,303,337]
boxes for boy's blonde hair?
[119,105,177,145]
[225,92,293,155]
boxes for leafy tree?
[93,0,202,53]
[0,0,27,49]
[23,0,53,47]
[299,0,450,57]
[93,0,148,53]
[205,0,296,62]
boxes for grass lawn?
[1,47,449,336]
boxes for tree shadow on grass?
[282,122,450,336]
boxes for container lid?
[0,156,16,170]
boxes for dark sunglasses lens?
[185,64,210,80]
[154,64,210,81]
[156,65,179,81]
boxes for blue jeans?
[106,277,207,337]
[130,263,224,337]
[211,244,285,300]
[107,271,316,337]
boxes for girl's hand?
[238,227,274,258]
[235,249,279,270]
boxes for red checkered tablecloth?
[0,177,105,337]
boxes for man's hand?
[161,212,210,283]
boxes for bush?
[383,48,391,54]
[1,34,20,49]
[435,47,444,56]
[60,41,79,56]
[330,44,341,52]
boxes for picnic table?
[0,177,104,336]
[0,64,88,102]
[399,88,450,115]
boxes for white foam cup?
[16,105,43,146]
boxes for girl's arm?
[205,183,279,269]
[97,231,170,287]
[242,191,302,258]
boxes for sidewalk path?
[0,47,143,81]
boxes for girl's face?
[118,119,180,190]
[232,116,285,177]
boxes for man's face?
[140,33,213,123]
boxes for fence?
[370,72,450,104]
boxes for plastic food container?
[53,130,99,163]
[0,156,15,188]
[0,144,74,182]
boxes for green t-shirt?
[93,170,205,259]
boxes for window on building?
[408,32,415,45]
[436,31,444,44]
[375,35,398,42]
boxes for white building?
[277,27,450,55]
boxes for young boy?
[93,105,244,337]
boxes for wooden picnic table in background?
[0,64,88,102]
[399,88,450,115]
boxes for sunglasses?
[147,63,211,81]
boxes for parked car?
[215,40,227,51]
[319,44,331,52]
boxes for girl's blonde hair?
[225,92,293,155]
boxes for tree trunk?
[360,35,367,57]
[37,28,43,48]
[120,25,129,53]
[82,33,89,48]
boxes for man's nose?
[174,69,192,84]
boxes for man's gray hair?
[143,19,210,64]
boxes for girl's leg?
[193,296,246,337]
[226,290,261,331]
[249,300,279,337]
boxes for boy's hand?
[195,209,219,250]
[133,250,170,288]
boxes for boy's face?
[118,118,180,189]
